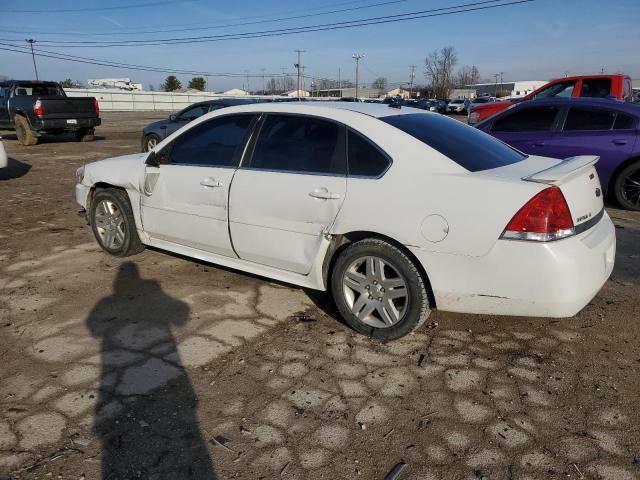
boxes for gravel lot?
[1,112,639,480]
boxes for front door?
[489,105,562,157]
[229,114,347,275]
[140,114,255,256]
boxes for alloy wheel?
[146,136,157,151]
[94,200,126,249]
[622,168,640,207]
[342,255,409,329]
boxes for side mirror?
[146,150,160,167]
[169,114,176,121]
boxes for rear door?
[489,105,562,156]
[140,114,255,256]
[543,107,636,189]
[229,113,347,274]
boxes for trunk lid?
[38,96,98,119]
[482,155,604,234]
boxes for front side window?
[169,115,254,167]
[492,107,559,132]
[382,113,526,172]
[250,115,346,175]
[580,78,612,98]
[564,108,615,131]
[177,104,209,122]
[347,130,390,177]
[532,81,576,99]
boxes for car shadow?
[0,157,31,180]
[86,262,217,479]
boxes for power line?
[3,0,196,13]
[0,0,410,37]
[0,0,535,47]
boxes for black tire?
[75,128,95,142]
[143,133,161,152]
[90,188,144,257]
[613,159,640,211]
[330,238,431,340]
[14,115,38,146]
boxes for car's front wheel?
[143,133,161,152]
[90,188,144,257]
[331,238,431,340]
[613,159,640,211]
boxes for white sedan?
[75,103,615,339]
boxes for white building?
[468,80,547,98]
[284,89,310,97]
[221,88,249,96]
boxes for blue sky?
[0,0,638,91]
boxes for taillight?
[34,99,44,116]
[93,98,100,114]
[501,187,575,242]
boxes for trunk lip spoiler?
[522,155,600,185]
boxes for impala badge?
[595,188,601,197]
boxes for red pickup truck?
[467,74,634,125]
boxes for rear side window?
[169,114,253,167]
[614,113,636,130]
[492,107,559,132]
[580,78,612,98]
[250,115,346,175]
[564,108,615,131]
[381,113,526,172]
[347,130,390,177]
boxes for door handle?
[200,177,223,188]
[309,188,341,200]
[612,139,628,145]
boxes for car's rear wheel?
[14,115,38,146]
[90,188,144,257]
[331,238,431,340]
[143,133,161,152]
[613,159,640,211]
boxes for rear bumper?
[410,212,616,318]
[32,117,101,132]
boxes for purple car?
[477,98,640,210]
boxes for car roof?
[513,97,640,115]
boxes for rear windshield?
[381,113,526,172]
[14,83,64,96]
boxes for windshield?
[14,84,64,96]
[381,113,526,172]
[451,99,464,104]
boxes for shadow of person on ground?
[86,262,216,479]
[0,157,31,180]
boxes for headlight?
[76,165,85,183]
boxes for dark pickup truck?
[0,80,101,146]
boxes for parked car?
[468,74,634,125]
[0,80,101,146]
[447,98,471,114]
[416,99,447,113]
[477,98,640,211]
[141,98,263,151]
[75,103,614,339]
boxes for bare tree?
[455,65,481,88]
[371,76,388,95]
[424,46,458,98]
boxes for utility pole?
[499,71,504,95]
[352,53,364,99]
[294,49,305,99]
[493,73,499,96]
[244,69,250,94]
[338,68,341,98]
[205,75,210,92]
[260,68,265,95]
[25,39,38,80]
[409,65,416,99]
[280,67,287,94]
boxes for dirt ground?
[0,112,639,480]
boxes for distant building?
[222,88,249,96]
[284,89,310,97]
[88,78,142,91]
[468,80,546,98]
[312,86,380,98]
[450,88,476,99]
[385,88,410,99]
